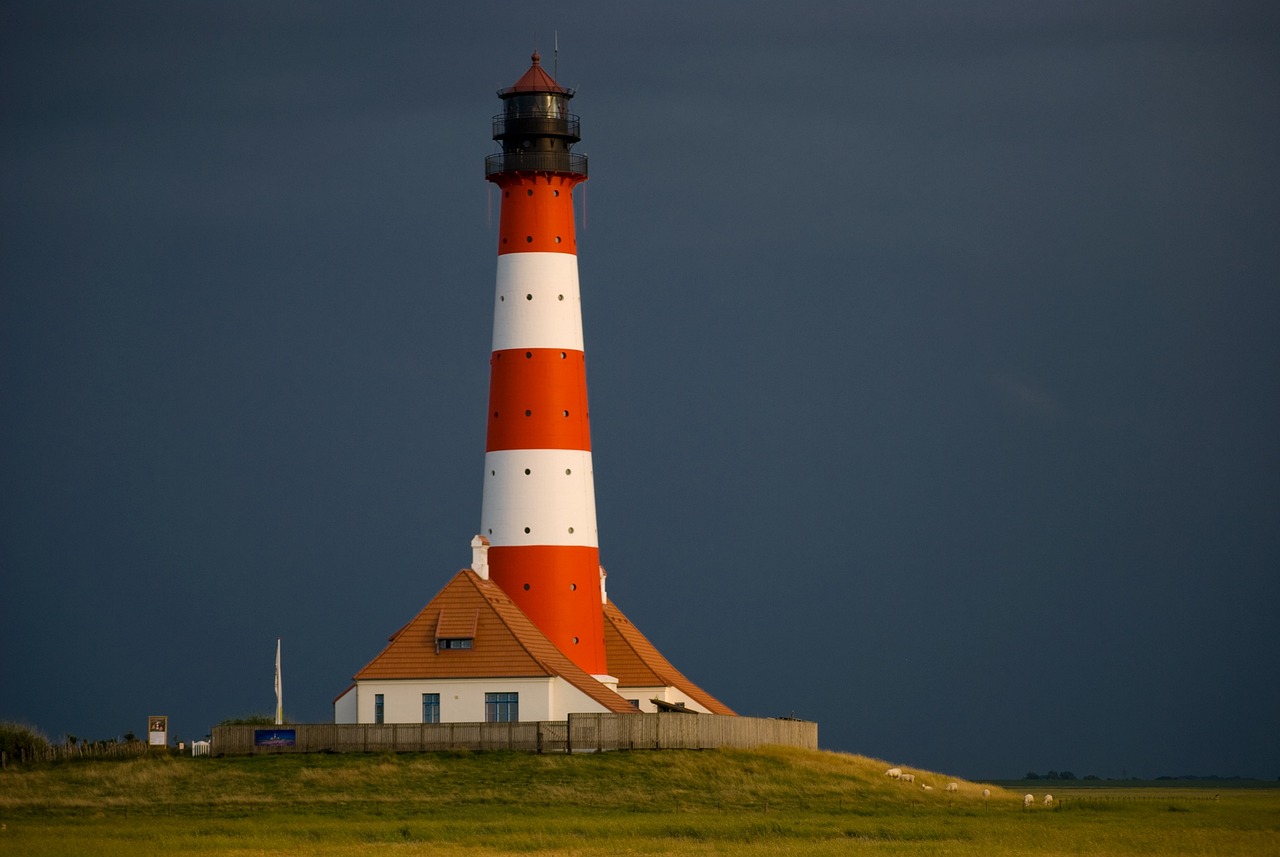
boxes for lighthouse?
[479,52,607,679]
[334,55,733,725]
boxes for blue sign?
[254,729,296,747]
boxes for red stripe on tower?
[480,53,608,678]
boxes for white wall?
[333,685,357,724]
[346,676,614,724]
[617,685,714,714]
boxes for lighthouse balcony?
[492,112,581,141]
[486,151,588,178]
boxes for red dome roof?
[498,51,573,97]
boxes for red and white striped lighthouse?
[480,53,609,678]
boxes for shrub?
[0,721,50,760]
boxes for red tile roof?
[603,600,736,715]
[353,570,637,715]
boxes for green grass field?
[2,747,1277,855]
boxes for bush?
[0,721,50,760]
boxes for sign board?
[148,715,168,747]
[254,728,296,748]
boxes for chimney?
[470,534,490,580]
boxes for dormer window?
[434,608,479,653]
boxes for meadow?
[1,746,1276,856]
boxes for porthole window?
[569,583,577,591]
[563,410,569,417]
[553,190,560,197]
[565,468,571,475]
[557,295,564,301]
[523,583,530,590]
[490,469,495,476]
[525,409,532,416]
[524,468,531,475]
[500,295,505,301]
[555,236,562,243]
[525,236,533,243]
[572,637,579,644]
[525,351,532,358]
[504,191,510,198]
[525,294,533,301]
[559,351,566,358]
[524,527,531,534]
[493,411,499,418]
[526,189,533,196]
[568,526,575,534]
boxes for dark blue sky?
[3,2,1277,779]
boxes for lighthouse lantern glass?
[506,93,568,119]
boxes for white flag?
[274,638,283,726]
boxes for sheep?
[1044,794,1054,806]
[1024,794,1034,808]
[900,773,915,783]
[885,767,902,779]
[921,784,933,791]
[982,788,991,799]
[945,782,959,793]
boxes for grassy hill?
[1,746,1276,855]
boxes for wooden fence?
[567,713,817,752]
[211,714,815,756]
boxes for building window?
[485,692,518,723]
[438,638,472,649]
[422,693,440,724]
[374,693,385,724]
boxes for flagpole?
[274,638,283,725]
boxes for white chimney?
[470,534,490,579]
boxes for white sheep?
[885,767,902,779]
[901,773,915,783]
[1044,794,1054,806]
[945,782,959,793]
[921,784,933,791]
[1024,794,1034,808]
[982,788,991,799]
